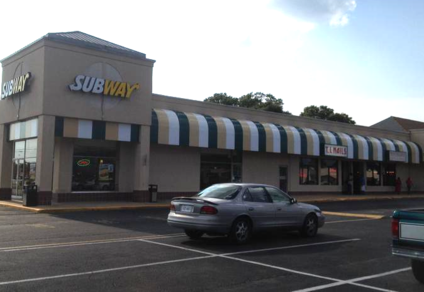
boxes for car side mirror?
[290,198,297,204]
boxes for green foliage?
[203,93,239,106]
[204,92,291,114]
[300,105,355,124]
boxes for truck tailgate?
[400,222,424,242]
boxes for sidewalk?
[0,193,423,214]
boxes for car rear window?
[198,185,241,200]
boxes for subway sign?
[324,144,348,157]
[69,75,140,99]
[1,72,31,100]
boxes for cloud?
[270,0,357,26]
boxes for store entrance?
[352,162,364,194]
[200,152,242,190]
[11,159,25,200]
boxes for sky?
[1,0,423,126]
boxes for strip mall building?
[0,32,423,205]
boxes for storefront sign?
[324,144,348,157]
[77,159,91,167]
[69,75,139,99]
[389,151,407,162]
[1,72,31,100]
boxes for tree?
[300,105,355,124]
[204,92,291,114]
[204,93,239,106]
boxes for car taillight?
[200,206,218,215]
[170,203,176,212]
[392,218,399,238]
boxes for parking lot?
[0,198,423,292]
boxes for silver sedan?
[167,183,325,244]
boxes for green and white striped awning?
[151,109,423,164]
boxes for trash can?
[148,184,158,203]
[23,184,38,207]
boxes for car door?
[242,186,277,228]
[265,187,304,227]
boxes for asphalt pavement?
[0,198,423,291]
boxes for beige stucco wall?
[149,144,200,193]
[118,142,135,192]
[53,138,74,193]
[36,115,55,192]
[42,40,154,125]
[133,125,151,192]
[242,151,289,187]
[0,124,12,189]
[0,42,45,124]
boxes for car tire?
[300,214,318,237]
[184,229,204,239]
[229,217,252,245]
[411,259,424,284]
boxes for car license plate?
[181,205,194,213]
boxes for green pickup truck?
[392,209,424,284]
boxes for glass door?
[12,159,25,200]
[279,166,288,193]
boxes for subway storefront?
[0,31,423,205]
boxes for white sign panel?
[324,144,348,157]
[389,151,407,162]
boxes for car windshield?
[197,185,241,200]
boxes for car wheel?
[411,259,424,284]
[184,229,204,239]
[300,214,318,237]
[229,217,252,244]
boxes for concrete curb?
[0,194,423,214]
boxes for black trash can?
[23,185,38,207]
[148,184,158,203]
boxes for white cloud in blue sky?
[271,0,357,26]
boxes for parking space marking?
[222,238,361,256]
[326,218,378,224]
[141,237,393,292]
[293,267,411,292]
[0,236,394,292]
[137,238,217,256]
[0,255,214,286]
[0,238,361,287]
[0,233,185,252]
[323,212,385,220]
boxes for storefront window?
[72,144,117,191]
[382,163,396,186]
[12,139,37,198]
[366,162,381,186]
[200,151,242,189]
[320,159,338,185]
[299,158,318,185]
[14,141,25,159]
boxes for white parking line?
[0,238,360,287]
[0,233,185,252]
[292,267,411,292]
[224,238,361,256]
[0,255,214,286]
[137,239,216,256]
[141,238,394,292]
